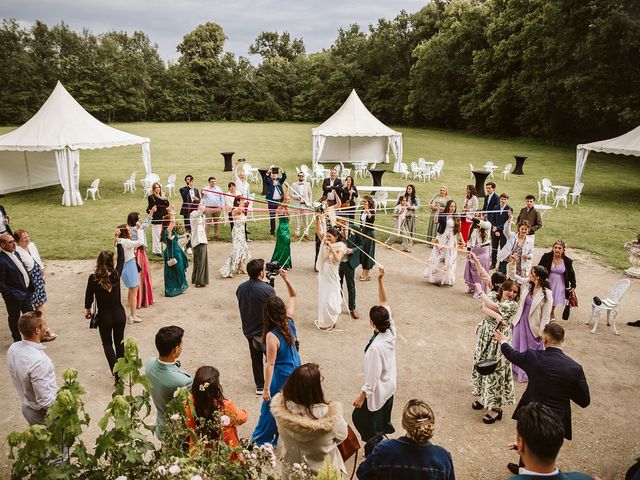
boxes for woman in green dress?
[271,198,292,269]
[358,195,376,281]
[470,278,520,424]
[427,185,450,241]
[161,211,189,297]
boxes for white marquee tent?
[575,124,640,191]
[312,89,403,171]
[0,81,152,206]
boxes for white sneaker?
[129,316,143,324]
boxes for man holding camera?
[265,167,287,236]
[236,259,276,395]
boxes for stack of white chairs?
[501,163,513,181]
[165,174,177,197]
[553,186,570,208]
[570,183,583,204]
[123,171,137,194]
[373,190,389,213]
[85,179,101,200]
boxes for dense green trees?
[1,0,639,142]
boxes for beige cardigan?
[513,285,553,338]
[270,393,348,474]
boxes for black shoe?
[627,320,640,327]
[507,462,520,475]
[472,401,484,410]
[482,409,503,424]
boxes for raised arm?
[279,269,296,319]
[377,267,388,307]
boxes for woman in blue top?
[251,269,301,446]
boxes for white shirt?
[232,167,251,198]
[520,467,559,476]
[202,185,224,207]
[130,215,152,248]
[118,231,144,262]
[1,249,30,286]
[7,340,58,411]
[224,191,237,211]
[15,243,43,271]
[189,210,208,247]
[0,209,6,233]
[361,306,397,411]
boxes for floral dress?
[220,214,251,278]
[425,217,457,286]
[471,291,518,410]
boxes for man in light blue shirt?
[7,311,58,425]
[145,325,192,438]
[202,177,224,240]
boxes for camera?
[239,158,246,162]
[264,261,281,287]
[272,167,279,174]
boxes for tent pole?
[24,152,31,189]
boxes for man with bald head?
[0,233,35,341]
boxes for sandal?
[472,401,484,410]
[482,409,503,424]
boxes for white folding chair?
[553,186,570,208]
[586,279,631,335]
[165,174,177,197]
[373,190,389,213]
[123,171,137,194]
[85,179,101,200]
[570,183,584,204]
[501,163,512,181]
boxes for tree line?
[1,0,639,142]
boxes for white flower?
[156,465,167,475]
[250,453,257,460]
[293,463,302,470]
[115,476,127,480]
[220,415,231,427]
[170,414,180,421]
[191,476,203,480]
[168,465,181,475]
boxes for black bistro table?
[512,155,527,175]
[368,168,387,187]
[221,151,235,172]
[257,168,270,195]
[471,170,491,198]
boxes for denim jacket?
[356,436,455,480]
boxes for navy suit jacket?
[0,250,33,303]
[493,204,513,232]
[179,186,200,218]
[265,172,286,200]
[483,193,500,225]
[501,344,590,440]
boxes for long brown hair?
[160,214,173,242]
[94,250,117,292]
[117,224,130,240]
[282,363,327,419]
[444,200,460,235]
[262,296,293,347]
[191,366,225,441]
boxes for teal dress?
[162,230,188,297]
[251,319,302,445]
[271,215,292,269]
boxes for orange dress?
[184,395,248,450]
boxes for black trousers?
[491,230,507,267]
[98,308,126,374]
[5,295,33,342]
[268,201,277,234]
[246,336,265,389]
[352,395,395,443]
[339,263,357,311]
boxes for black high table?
[221,152,235,172]
[257,168,269,195]
[471,170,491,197]
[513,155,527,175]
[368,168,387,187]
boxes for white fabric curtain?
[141,141,152,176]
[312,135,326,169]
[55,148,83,206]
[390,135,403,172]
[574,147,590,191]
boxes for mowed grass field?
[0,122,638,269]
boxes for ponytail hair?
[530,265,550,302]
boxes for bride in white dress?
[315,214,347,331]
[220,197,251,278]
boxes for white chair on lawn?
[85,179,101,200]
[333,164,341,176]
[341,168,351,181]
[354,162,367,180]
[570,182,584,204]
[368,163,376,176]
[373,190,389,213]
[469,163,475,178]
[483,161,496,178]
[123,171,137,194]
[537,180,552,204]
[400,163,410,179]
[542,178,554,198]
[501,163,512,181]
[433,159,444,178]
[410,162,423,181]
[586,279,631,335]
[243,163,259,183]
[553,186,570,208]
[165,174,177,197]
[300,165,312,182]
[247,193,256,222]
[142,173,160,197]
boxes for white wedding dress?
[220,214,251,278]
[315,240,347,329]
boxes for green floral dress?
[471,291,517,409]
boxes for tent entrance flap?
[317,136,387,164]
[55,148,83,206]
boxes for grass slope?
[0,122,638,269]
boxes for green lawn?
[0,122,638,269]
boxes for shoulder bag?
[338,425,361,480]
[89,301,99,329]
[166,235,177,267]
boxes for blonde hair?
[402,399,435,444]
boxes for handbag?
[89,301,99,329]
[474,333,499,376]
[568,289,578,308]
[562,303,571,320]
[166,236,177,267]
[337,425,361,480]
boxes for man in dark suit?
[338,221,364,319]
[491,193,513,268]
[0,204,11,236]
[494,323,590,475]
[482,182,499,267]
[0,233,34,342]
[179,175,200,254]
[265,167,287,236]
[322,168,342,207]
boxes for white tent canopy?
[575,124,640,191]
[0,81,152,205]
[312,89,403,172]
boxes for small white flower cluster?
[170,413,181,421]
[259,442,277,468]
[219,414,231,427]
[198,382,210,392]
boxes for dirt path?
[1,241,639,479]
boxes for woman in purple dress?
[510,265,553,382]
[538,240,576,320]
[463,213,492,296]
